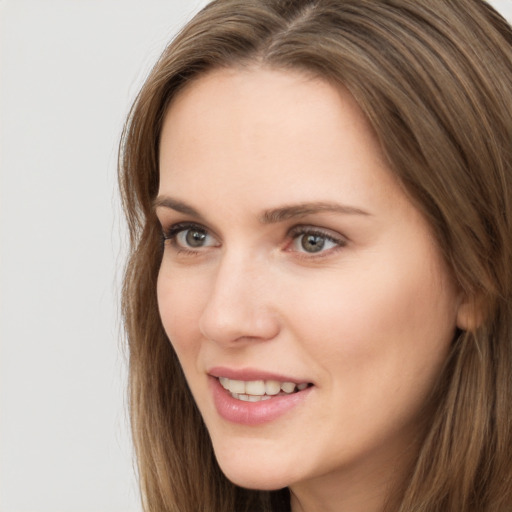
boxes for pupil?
[186,229,206,247]
[302,234,325,253]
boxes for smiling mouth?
[218,377,312,402]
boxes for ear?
[456,294,485,331]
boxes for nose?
[198,252,280,346]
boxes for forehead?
[161,66,374,136]
[158,66,402,217]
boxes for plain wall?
[1,1,511,511]
[0,2,208,511]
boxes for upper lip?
[208,366,312,384]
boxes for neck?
[289,434,417,512]
[290,472,392,512]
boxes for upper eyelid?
[287,224,348,242]
[162,220,216,239]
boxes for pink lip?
[208,373,313,426]
[208,366,310,384]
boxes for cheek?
[157,266,207,358]
[280,252,458,385]
[283,261,457,451]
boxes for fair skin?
[156,67,465,512]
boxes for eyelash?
[161,222,215,256]
[161,222,347,257]
[287,226,347,257]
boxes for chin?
[212,444,299,491]
[221,467,293,491]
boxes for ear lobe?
[456,295,485,331]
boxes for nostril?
[199,301,280,346]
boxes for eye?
[176,228,210,248]
[288,227,346,255]
[163,223,219,251]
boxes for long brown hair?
[119,1,512,510]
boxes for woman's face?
[156,67,463,499]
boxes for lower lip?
[209,376,312,426]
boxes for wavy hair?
[119,1,512,510]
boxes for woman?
[118,1,512,510]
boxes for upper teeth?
[219,377,308,396]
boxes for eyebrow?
[260,202,371,223]
[153,196,204,219]
[153,196,371,223]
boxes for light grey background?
[0,1,209,511]
[1,1,511,511]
